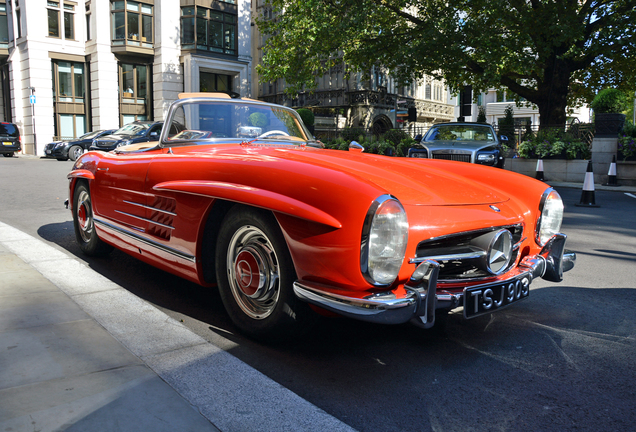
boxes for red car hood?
[190,145,510,206]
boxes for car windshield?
[114,123,150,136]
[164,98,313,145]
[79,130,104,140]
[424,125,494,142]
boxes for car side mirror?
[150,131,159,136]
[499,135,509,141]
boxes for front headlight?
[116,140,131,148]
[476,153,496,165]
[536,188,564,245]
[361,195,409,286]
[55,142,66,149]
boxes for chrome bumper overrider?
[293,233,575,329]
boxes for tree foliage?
[257,0,636,128]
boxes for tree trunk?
[535,57,571,130]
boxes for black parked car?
[0,122,21,157]
[409,122,508,168]
[89,121,184,152]
[45,129,116,161]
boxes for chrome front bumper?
[293,233,575,329]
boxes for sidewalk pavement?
[0,222,356,432]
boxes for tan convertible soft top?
[178,92,260,102]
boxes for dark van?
[0,122,21,157]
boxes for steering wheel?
[257,130,290,138]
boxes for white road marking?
[626,193,636,199]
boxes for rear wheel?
[215,205,313,340]
[72,182,113,256]
[69,145,83,161]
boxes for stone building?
[2,0,252,155]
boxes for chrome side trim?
[123,200,177,216]
[94,218,195,263]
[114,210,175,230]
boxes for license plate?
[3,141,11,146]
[46,150,51,154]
[463,273,531,319]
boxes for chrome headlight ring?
[536,188,564,246]
[360,195,409,286]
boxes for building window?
[52,60,88,139]
[181,6,237,55]
[200,71,232,93]
[55,61,85,102]
[47,1,74,40]
[111,1,153,47]
[86,2,91,40]
[47,1,60,37]
[0,3,8,48]
[64,3,74,39]
[119,63,151,124]
[15,2,21,38]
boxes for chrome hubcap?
[227,225,280,320]
[77,190,93,243]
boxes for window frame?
[52,59,89,140]
[0,2,8,48]
[111,0,154,48]
[118,62,152,125]
[180,5,237,56]
[64,3,75,40]
[47,1,60,38]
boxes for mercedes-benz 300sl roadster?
[67,93,575,340]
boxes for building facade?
[3,0,252,156]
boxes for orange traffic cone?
[603,155,620,186]
[535,159,545,181]
[575,161,600,207]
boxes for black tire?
[69,145,83,161]
[215,205,313,341]
[72,182,113,256]
[2,153,13,157]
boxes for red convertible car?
[67,93,575,340]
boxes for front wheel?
[69,145,83,161]
[72,182,113,256]
[215,206,313,340]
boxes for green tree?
[257,0,636,129]
[476,106,487,123]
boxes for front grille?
[432,153,471,163]
[414,225,524,281]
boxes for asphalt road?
[2,155,635,432]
